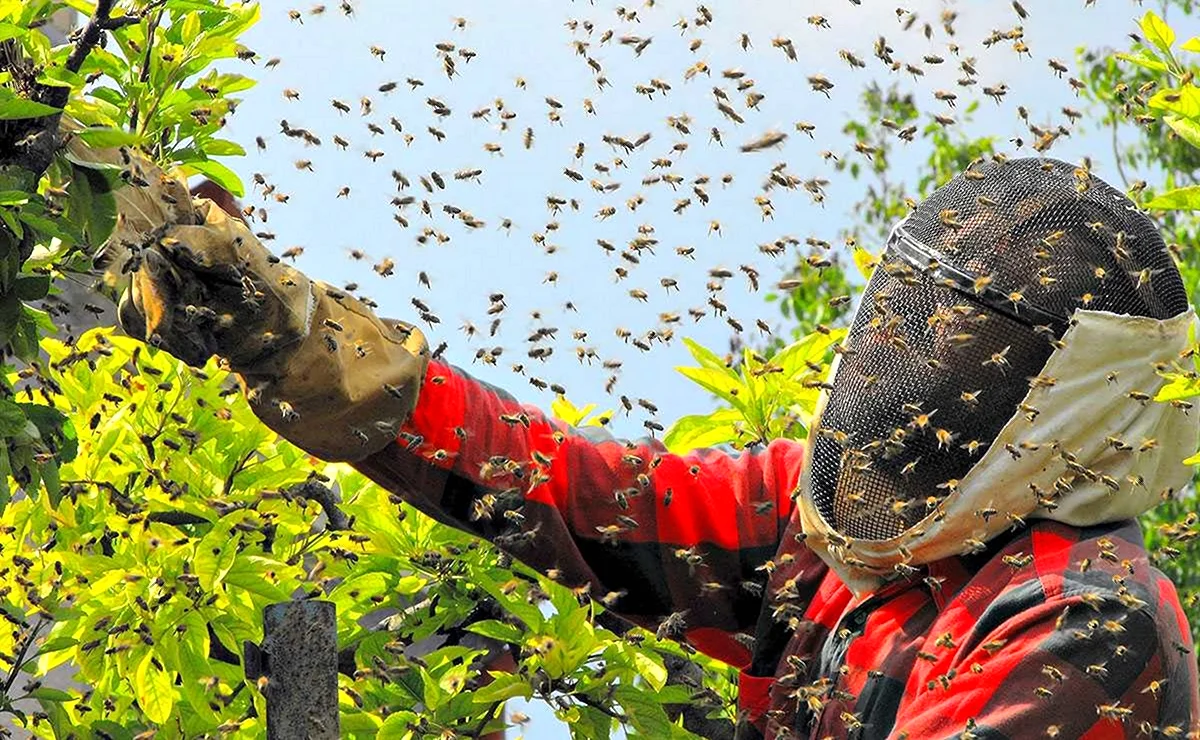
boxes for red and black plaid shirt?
[356,361,1200,739]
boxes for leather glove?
[117,197,316,372]
[115,199,430,461]
[68,123,432,461]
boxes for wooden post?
[249,601,340,740]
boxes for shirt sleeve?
[353,360,806,666]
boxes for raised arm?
[351,358,809,664]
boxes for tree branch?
[54,0,118,101]
[2,619,45,697]
[290,480,350,531]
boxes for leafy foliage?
[0,328,732,737]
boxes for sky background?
[208,1,1196,736]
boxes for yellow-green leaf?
[662,408,744,454]
[1141,10,1176,55]
[74,126,143,148]
[471,672,533,703]
[1149,86,1200,119]
[1145,184,1200,210]
[676,366,748,411]
[632,650,668,692]
[1155,372,1200,401]
[1115,51,1169,73]
[132,651,174,725]
[682,337,735,374]
[1166,114,1200,150]
[550,395,591,426]
[852,247,879,280]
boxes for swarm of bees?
[231,1,1142,439]
[58,0,1199,736]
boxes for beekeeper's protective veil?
[795,157,1199,594]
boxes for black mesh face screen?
[810,157,1189,542]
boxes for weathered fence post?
[246,600,340,739]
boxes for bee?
[984,345,1012,370]
[374,258,395,277]
[1096,703,1132,721]
[807,75,834,96]
[740,130,788,152]
[277,401,299,422]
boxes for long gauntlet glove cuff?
[238,284,430,463]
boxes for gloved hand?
[116,197,316,373]
[66,122,431,462]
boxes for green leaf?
[615,683,673,737]
[662,409,744,454]
[14,274,50,301]
[465,619,523,644]
[473,671,534,703]
[0,399,25,436]
[0,92,60,120]
[0,289,21,340]
[1141,10,1175,56]
[182,158,244,197]
[29,687,73,702]
[681,337,735,374]
[70,163,118,246]
[74,126,144,148]
[132,650,175,724]
[202,138,246,157]
[1166,115,1200,150]
[1145,185,1200,210]
[0,190,28,206]
[1115,51,1168,73]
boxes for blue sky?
[214,1,1195,736]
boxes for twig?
[1110,120,1130,188]
[130,2,167,133]
[2,618,45,696]
[289,480,349,531]
[222,449,255,498]
[571,691,625,721]
[466,699,505,739]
